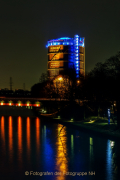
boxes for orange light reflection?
[1,116,5,153]
[36,117,40,157]
[9,116,13,161]
[18,116,22,166]
[56,124,68,180]
[26,117,30,162]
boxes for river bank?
[39,114,120,141]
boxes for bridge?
[0,97,74,108]
[0,97,42,107]
[0,96,85,107]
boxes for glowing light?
[88,120,95,123]
[58,77,63,81]
[110,141,115,148]
[108,109,110,117]
[59,37,70,40]
[90,137,93,145]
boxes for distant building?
[46,35,85,79]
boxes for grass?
[53,115,120,140]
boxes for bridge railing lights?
[36,104,40,107]
[0,101,4,105]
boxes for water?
[0,115,120,180]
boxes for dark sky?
[0,0,120,90]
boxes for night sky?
[0,0,120,90]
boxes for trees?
[104,52,120,127]
[82,51,120,126]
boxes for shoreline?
[39,115,120,141]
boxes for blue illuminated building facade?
[46,35,85,78]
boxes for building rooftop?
[46,35,84,47]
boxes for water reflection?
[106,140,114,180]
[1,116,5,154]
[44,125,46,140]
[56,124,68,180]
[71,135,74,157]
[18,116,22,166]
[36,117,40,157]
[9,116,13,161]
[89,137,93,160]
[26,117,30,162]
[0,115,120,180]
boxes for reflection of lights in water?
[1,116,5,156]
[106,140,113,180]
[9,116,13,161]
[1,116,5,145]
[44,125,46,141]
[89,137,93,166]
[26,117,30,162]
[18,116,22,166]
[36,117,40,157]
[71,135,74,157]
[56,124,68,180]
[90,137,93,145]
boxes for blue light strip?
[74,35,80,78]
[46,36,84,48]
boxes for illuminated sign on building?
[49,61,60,68]
[49,45,64,52]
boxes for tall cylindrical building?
[46,35,85,79]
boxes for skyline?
[0,0,120,90]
